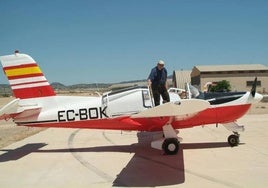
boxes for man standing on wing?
[147,60,170,106]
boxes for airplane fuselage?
[13,89,261,132]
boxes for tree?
[210,80,231,92]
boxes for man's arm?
[147,68,156,86]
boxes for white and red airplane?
[0,52,263,155]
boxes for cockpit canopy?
[185,83,246,105]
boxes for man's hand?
[165,81,169,90]
[147,79,152,87]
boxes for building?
[172,70,191,89]
[191,64,268,93]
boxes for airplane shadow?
[113,132,231,187]
[0,132,234,187]
[0,143,47,162]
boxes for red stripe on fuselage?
[17,116,144,130]
[16,104,252,131]
[171,104,251,129]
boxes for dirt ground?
[0,97,45,148]
[0,97,267,149]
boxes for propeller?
[250,77,257,97]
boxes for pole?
[148,85,155,107]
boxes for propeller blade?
[251,77,257,97]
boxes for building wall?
[173,70,191,89]
[199,72,268,93]
[191,67,201,86]
[176,65,268,93]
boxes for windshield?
[185,83,201,99]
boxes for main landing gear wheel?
[228,134,240,147]
[162,138,180,155]
[151,124,181,155]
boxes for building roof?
[194,64,268,72]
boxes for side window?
[102,94,109,107]
[246,80,261,87]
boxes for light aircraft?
[0,52,263,155]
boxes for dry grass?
[0,97,45,148]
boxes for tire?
[162,138,179,155]
[228,134,239,147]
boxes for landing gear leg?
[151,123,182,155]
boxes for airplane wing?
[0,99,41,121]
[131,99,210,118]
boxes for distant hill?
[69,83,111,89]
[118,79,147,84]
[51,82,111,90]
[51,82,67,89]
[0,75,173,96]
[0,84,11,97]
[0,84,9,88]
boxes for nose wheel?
[228,133,240,147]
[223,122,244,147]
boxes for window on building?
[246,80,261,87]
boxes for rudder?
[0,52,55,99]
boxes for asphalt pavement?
[0,114,267,188]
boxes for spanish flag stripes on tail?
[0,53,55,99]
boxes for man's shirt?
[148,66,167,85]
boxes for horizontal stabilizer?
[131,99,210,118]
[0,99,22,117]
[0,99,41,120]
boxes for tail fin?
[0,52,55,99]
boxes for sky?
[0,0,268,85]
